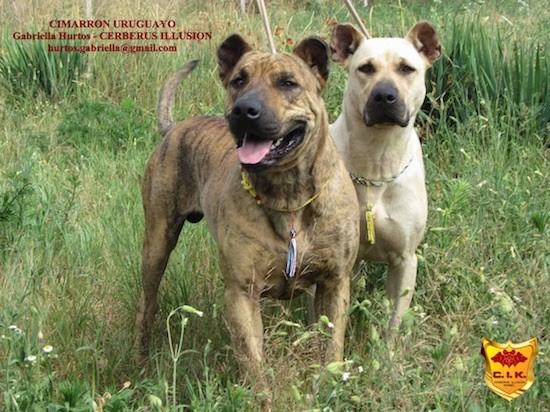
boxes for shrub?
[0,32,88,99]
[422,19,549,141]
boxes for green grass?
[0,32,88,100]
[1,0,549,410]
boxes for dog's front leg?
[222,270,270,408]
[314,274,350,363]
[224,284,264,379]
[386,253,418,336]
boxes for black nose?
[364,81,408,127]
[232,98,262,120]
[372,83,398,105]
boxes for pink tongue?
[237,138,272,164]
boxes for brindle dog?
[134,34,359,405]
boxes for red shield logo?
[481,338,538,401]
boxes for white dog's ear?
[330,24,365,69]
[406,21,442,66]
[293,36,330,90]
[217,34,253,86]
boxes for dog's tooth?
[269,137,285,151]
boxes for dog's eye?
[399,64,416,74]
[231,76,246,89]
[279,79,298,89]
[358,63,375,75]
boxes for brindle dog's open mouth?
[236,122,306,167]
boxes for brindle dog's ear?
[406,21,442,66]
[218,34,253,86]
[330,24,364,70]
[292,37,330,90]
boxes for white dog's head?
[331,21,441,128]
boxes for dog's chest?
[218,211,343,298]
[262,228,342,298]
[357,182,427,260]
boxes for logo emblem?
[481,338,538,401]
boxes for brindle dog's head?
[217,35,330,172]
[331,22,441,128]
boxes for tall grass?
[1,1,548,411]
[423,18,548,143]
[0,34,88,99]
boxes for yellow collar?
[240,168,332,213]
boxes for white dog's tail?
[157,60,199,136]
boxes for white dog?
[330,21,441,334]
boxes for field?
[1,0,548,410]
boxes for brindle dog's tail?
[157,60,199,136]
